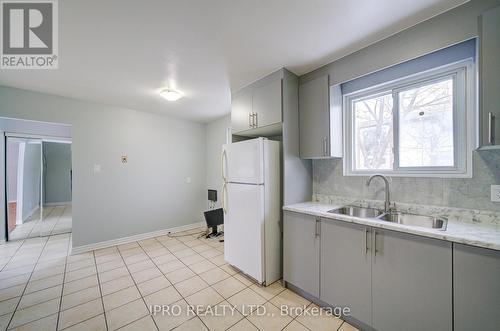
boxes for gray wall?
[21,142,41,220]
[43,142,72,204]
[205,115,230,209]
[313,150,500,212]
[0,86,206,247]
[6,140,19,202]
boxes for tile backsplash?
[313,150,500,212]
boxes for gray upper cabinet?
[283,212,320,297]
[231,90,253,134]
[299,75,342,158]
[480,5,500,147]
[253,79,282,128]
[371,229,452,331]
[299,75,330,158]
[453,243,500,331]
[231,70,284,136]
[320,221,372,326]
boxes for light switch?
[93,164,101,173]
[491,185,500,202]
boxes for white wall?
[0,86,207,248]
[43,142,72,204]
[205,115,230,209]
[300,0,500,85]
[21,142,41,221]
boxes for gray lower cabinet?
[320,221,372,326]
[371,229,452,331]
[283,212,320,297]
[284,215,458,331]
[453,243,500,331]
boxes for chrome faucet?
[366,174,392,212]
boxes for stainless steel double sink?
[327,205,447,230]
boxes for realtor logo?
[1,0,58,69]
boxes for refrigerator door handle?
[221,149,227,183]
[222,182,227,214]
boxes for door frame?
[3,133,72,241]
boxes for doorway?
[5,136,72,241]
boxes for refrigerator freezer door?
[224,183,265,283]
[224,138,264,184]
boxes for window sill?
[343,170,473,179]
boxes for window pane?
[398,78,454,167]
[353,93,393,170]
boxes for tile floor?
[8,205,72,241]
[0,227,359,331]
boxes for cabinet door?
[299,75,330,158]
[283,212,320,297]
[231,90,253,134]
[454,244,500,331]
[480,5,500,146]
[253,79,282,128]
[372,229,452,331]
[320,220,372,326]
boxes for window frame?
[343,59,475,178]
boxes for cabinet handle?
[489,112,495,145]
[254,113,258,128]
[323,137,328,157]
[249,113,253,128]
[365,228,369,254]
[315,218,321,237]
[374,230,378,256]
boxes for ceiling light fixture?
[159,88,183,101]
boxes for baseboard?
[71,221,206,255]
[44,201,72,206]
[19,205,39,225]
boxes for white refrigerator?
[222,137,281,286]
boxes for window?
[344,60,474,177]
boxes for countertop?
[283,201,500,251]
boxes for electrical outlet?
[491,185,500,202]
[186,177,191,184]
[93,164,101,174]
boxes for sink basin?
[328,206,384,218]
[377,212,447,230]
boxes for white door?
[223,138,264,184]
[224,183,265,283]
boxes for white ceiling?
[0,0,467,123]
